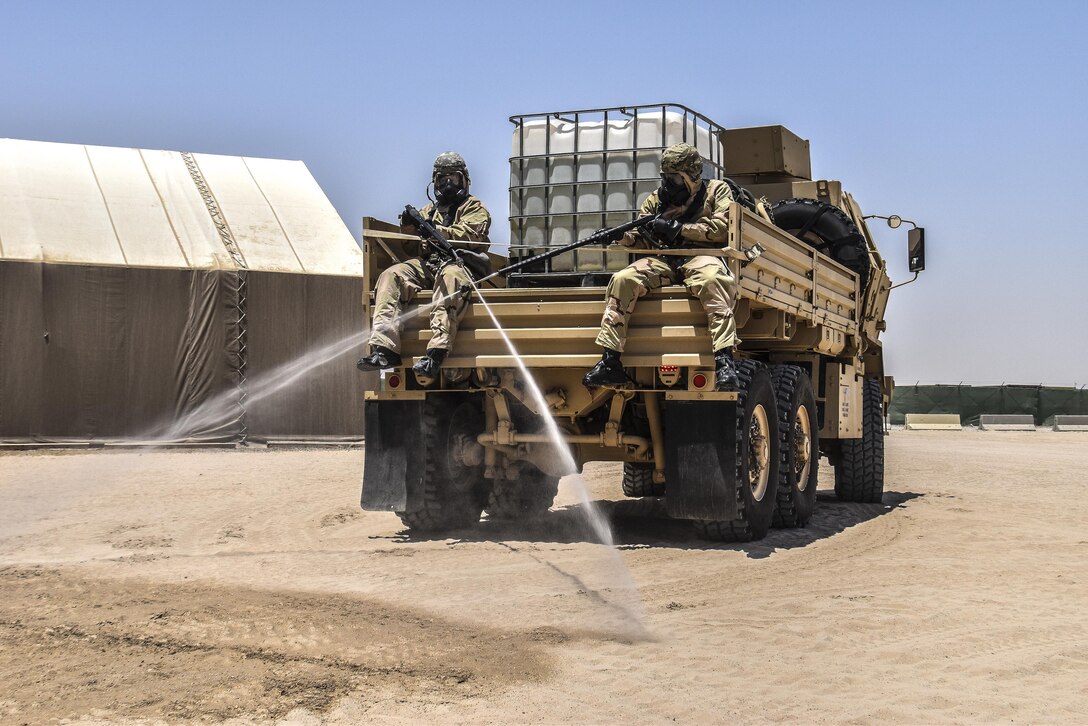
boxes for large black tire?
[833,378,885,503]
[486,464,559,520]
[397,394,489,532]
[621,462,665,497]
[694,361,780,542]
[771,198,870,290]
[770,365,819,527]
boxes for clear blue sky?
[3,0,1085,385]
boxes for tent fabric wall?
[244,271,365,440]
[0,261,45,437]
[0,260,238,441]
[0,138,366,444]
[889,384,1088,426]
[174,269,244,443]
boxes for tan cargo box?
[721,125,811,179]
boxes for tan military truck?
[360,104,925,541]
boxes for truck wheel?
[833,378,885,503]
[396,394,489,532]
[621,462,665,497]
[694,361,780,542]
[771,198,870,290]
[486,464,559,520]
[770,365,819,527]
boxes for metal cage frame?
[507,103,726,281]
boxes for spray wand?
[406,208,660,300]
[473,214,659,288]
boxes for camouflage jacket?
[405,195,492,262]
[626,179,735,249]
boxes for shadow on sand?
[394,490,923,560]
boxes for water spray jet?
[146,286,470,443]
[465,278,647,633]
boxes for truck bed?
[369,205,860,368]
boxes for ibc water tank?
[509,106,725,274]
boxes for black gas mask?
[658,172,690,207]
[435,173,466,205]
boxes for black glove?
[650,217,683,245]
[399,208,419,231]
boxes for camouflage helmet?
[433,151,470,184]
[660,143,704,182]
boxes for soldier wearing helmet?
[583,142,740,391]
[357,152,492,383]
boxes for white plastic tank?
[510,107,725,273]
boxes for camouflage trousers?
[368,258,472,353]
[595,255,737,353]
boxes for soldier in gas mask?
[357,152,492,384]
[583,143,740,391]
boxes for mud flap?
[664,400,738,521]
[361,399,425,511]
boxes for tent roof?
[0,138,362,276]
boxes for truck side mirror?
[908,227,926,272]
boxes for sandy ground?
[1,431,1086,724]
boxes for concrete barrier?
[905,413,962,430]
[979,414,1036,431]
[1053,415,1088,432]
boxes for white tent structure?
[0,138,366,443]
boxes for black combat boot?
[357,345,402,371]
[412,348,447,386]
[714,347,739,392]
[582,348,628,389]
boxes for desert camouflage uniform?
[368,195,491,352]
[595,148,739,352]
